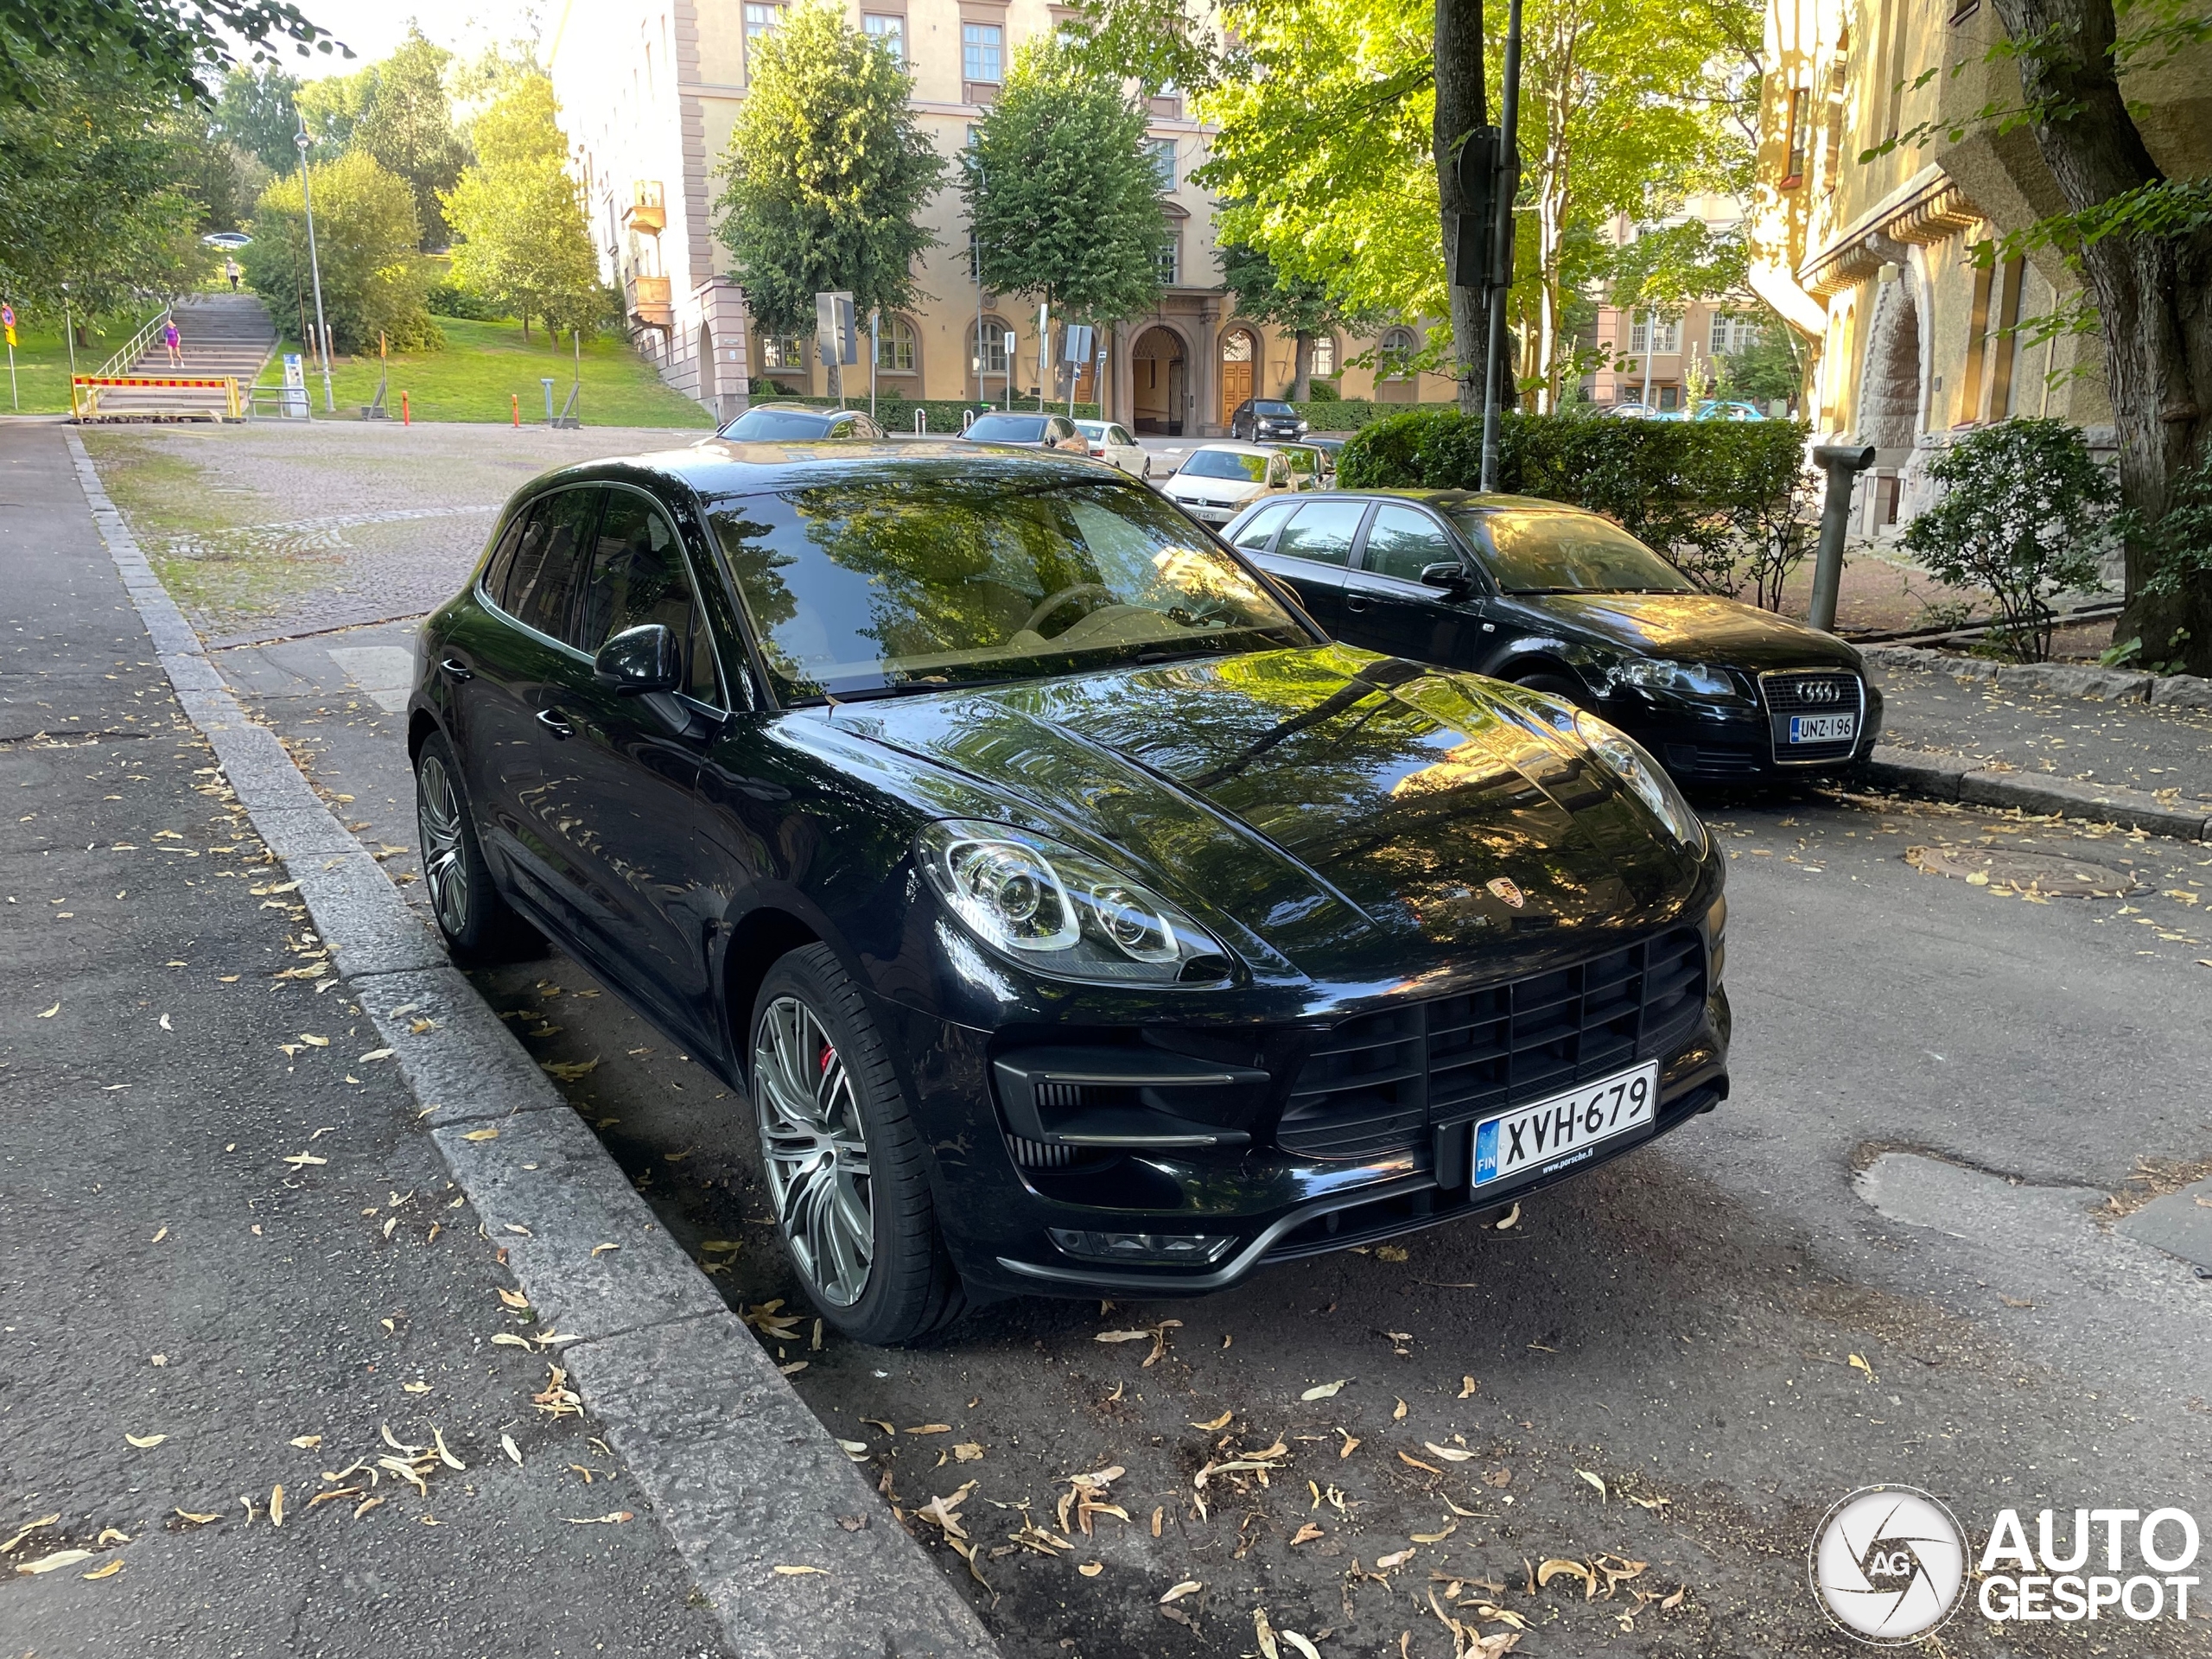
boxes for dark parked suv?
[408,443,1729,1342]
[1224,489,1880,784]
[1230,398,1309,442]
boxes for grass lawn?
[258,316,713,428]
[0,312,155,414]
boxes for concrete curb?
[1861,643,2212,709]
[66,429,999,1659]
[1856,744,2211,841]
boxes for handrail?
[96,303,174,380]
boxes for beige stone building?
[546,0,1454,432]
[1584,196,1781,414]
[1745,0,2209,531]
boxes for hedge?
[1338,408,1819,609]
[1295,397,1463,432]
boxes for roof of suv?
[524,440,1120,499]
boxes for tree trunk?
[1987,0,2212,671]
[520,310,531,343]
[1292,330,1314,402]
[1433,0,1489,417]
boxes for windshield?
[707,472,1311,701]
[1179,450,1269,482]
[967,414,1048,443]
[721,408,832,440]
[1457,509,1700,594]
[1073,422,1107,439]
[1252,401,1297,416]
[1275,447,1318,475]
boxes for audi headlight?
[1611,658,1736,698]
[918,820,1233,985]
[1572,710,1707,855]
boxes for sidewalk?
[0,423,730,1657]
[1860,650,2212,838]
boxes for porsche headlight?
[1611,658,1736,698]
[1572,710,1707,855]
[918,820,1233,985]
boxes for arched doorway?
[1856,271,1921,450]
[1219,327,1259,427]
[1131,326,1186,435]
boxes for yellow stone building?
[1746,0,2209,530]
[546,0,1456,431]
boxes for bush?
[426,280,503,321]
[244,152,441,353]
[1294,397,1460,433]
[1306,377,1339,401]
[1338,409,1818,609]
[1900,418,2115,661]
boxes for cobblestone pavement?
[79,423,714,648]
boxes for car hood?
[1520,591,1861,671]
[832,645,1707,986]
[1166,478,1265,499]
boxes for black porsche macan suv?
[409,442,1730,1343]
[1224,488,1881,785]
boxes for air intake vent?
[1277,930,1707,1160]
[1006,1135,1078,1169]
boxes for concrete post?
[1808,442,1875,634]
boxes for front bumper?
[874,981,1731,1302]
[1169,498,1244,524]
[1601,677,1885,784]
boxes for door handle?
[1343,594,1370,613]
[439,657,474,683]
[536,708,574,740]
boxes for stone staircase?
[84,294,277,420]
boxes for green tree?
[0,62,209,328]
[353,28,467,248]
[213,63,302,171]
[1219,240,1371,399]
[1713,327,1801,409]
[0,0,343,107]
[715,0,944,396]
[1899,419,2116,661]
[962,38,1168,371]
[295,60,378,152]
[441,74,602,340]
[242,149,437,353]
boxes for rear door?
[1338,501,1487,668]
[537,485,729,1033]
[1248,497,1371,634]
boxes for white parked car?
[1073,419,1148,477]
[1159,442,1298,526]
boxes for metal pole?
[869,308,879,423]
[1478,0,1522,493]
[1036,300,1048,412]
[1640,311,1654,407]
[295,124,334,413]
[1807,443,1874,633]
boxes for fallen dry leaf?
[1848,1353,1878,1382]
[269,1484,286,1528]
[1160,1580,1203,1604]
[1375,1244,1408,1262]
[36,1001,59,1019]
[1,1515,60,1554]
[1411,1522,1458,1544]
[173,1510,219,1526]
[903,1423,953,1436]
[498,1287,530,1309]
[501,1433,523,1466]
[1254,1606,1281,1659]
[1576,1469,1608,1500]
[81,1559,124,1580]
[1300,1379,1348,1401]
[1399,1452,1443,1476]
[1376,1547,1416,1570]
[16,1549,93,1576]
[567,1511,634,1525]
[1422,1442,1475,1463]
[1191,1410,1234,1431]
[462,1128,499,1142]
[124,1433,166,1449]
[1291,1522,1325,1546]
[1393,1398,1408,1421]
[1078,1561,1103,1577]
[772,1563,828,1575]
[289,1435,321,1450]
[952,1442,984,1462]
[1538,1558,1596,1598]
[1281,1632,1323,1659]
[1458,1376,1478,1399]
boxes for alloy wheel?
[753,995,875,1307]
[416,752,472,938]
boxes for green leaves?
[715,0,944,338]
[244,149,437,353]
[960,41,1167,324]
[440,75,601,340]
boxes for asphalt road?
[0,423,729,1658]
[217,610,2212,1656]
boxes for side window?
[1110,426,1135,447]
[1362,505,1465,582]
[480,505,535,607]
[575,491,723,705]
[1232,499,1299,550]
[1274,499,1367,568]
[505,488,603,641]
[828,416,855,438]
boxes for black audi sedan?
[408,443,1729,1343]
[1230,397,1311,442]
[1223,489,1881,784]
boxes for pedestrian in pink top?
[162,319,182,368]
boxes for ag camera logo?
[1809,1486,1968,1644]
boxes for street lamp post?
[1478,0,1522,492]
[294,124,334,414]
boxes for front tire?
[414,732,534,963]
[750,944,964,1345]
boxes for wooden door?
[1220,329,1255,427]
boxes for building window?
[972,318,1010,376]
[1312,334,1337,378]
[1147,137,1177,190]
[1156,235,1180,286]
[876,315,918,373]
[760,333,808,372]
[863,13,906,61]
[1628,315,1680,355]
[1708,312,1763,355]
[1378,327,1419,378]
[962,22,1002,83]
[1782,86,1808,187]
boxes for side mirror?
[1420,562,1473,598]
[594,623,683,693]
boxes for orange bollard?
[511,393,520,428]
[401,391,410,426]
